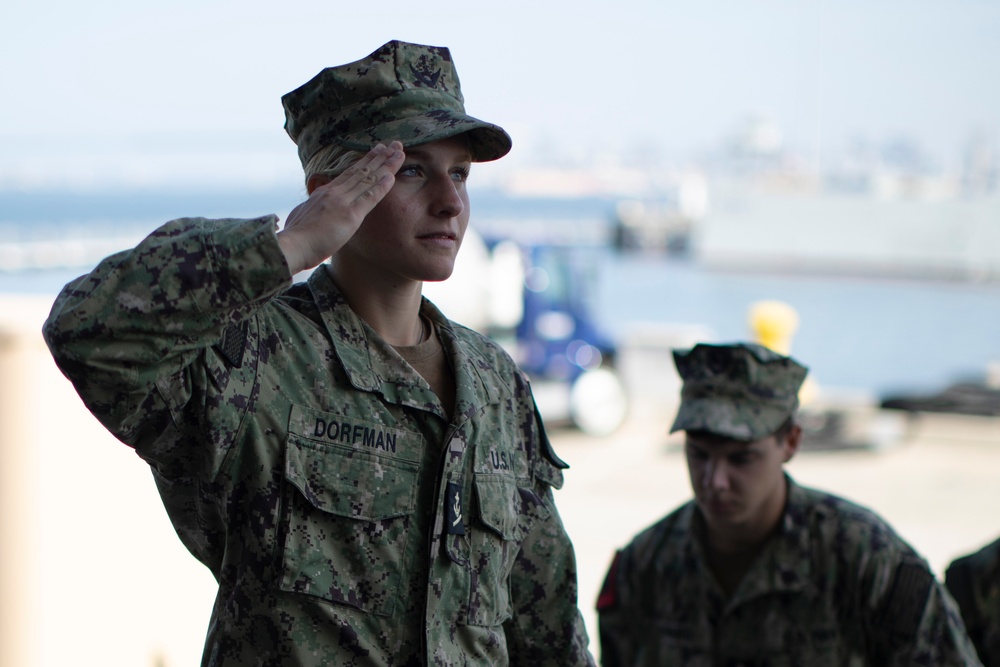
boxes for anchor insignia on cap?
[410,60,442,88]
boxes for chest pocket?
[466,473,520,626]
[641,632,703,667]
[279,435,419,616]
[714,603,848,667]
[466,469,556,627]
[639,624,848,667]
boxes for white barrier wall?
[0,296,216,667]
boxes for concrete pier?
[0,296,216,667]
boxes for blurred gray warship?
[614,116,1000,283]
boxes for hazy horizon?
[2,0,998,191]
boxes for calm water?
[596,254,1000,396]
[4,187,1000,397]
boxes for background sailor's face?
[684,431,792,529]
[342,136,472,285]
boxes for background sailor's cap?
[670,342,808,440]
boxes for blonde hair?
[303,143,366,187]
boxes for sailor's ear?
[307,174,332,195]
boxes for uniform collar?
[306,266,504,414]
[727,475,813,608]
[686,474,814,612]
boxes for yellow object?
[748,300,800,355]
[747,300,818,406]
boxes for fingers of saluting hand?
[277,142,406,275]
[319,141,406,211]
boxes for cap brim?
[670,397,789,441]
[333,110,512,162]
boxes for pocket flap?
[285,436,418,522]
[474,474,518,540]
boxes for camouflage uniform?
[596,342,981,666]
[43,215,594,666]
[598,475,980,666]
[947,537,1000,666]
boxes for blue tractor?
[423,230,629,435]
[487,239,629,436]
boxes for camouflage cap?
[670,342,808,441]
[282,40,512,168]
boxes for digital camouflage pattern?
[670,342,809,441]
[946,536,1000,666]
[282,40,512,168]
[597,476,983,666]
[43,216,594,666]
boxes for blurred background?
[2,1,999,665]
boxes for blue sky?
[2,0,997,189]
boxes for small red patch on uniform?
[596,551,622,611]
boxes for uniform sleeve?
[596,550,637,667]
[503,403,596,666]
[946,540,1000,667]
[946,556,984,657]
[866,555,983,666]
[42,215,291,477]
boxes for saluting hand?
[277,141,405,275]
